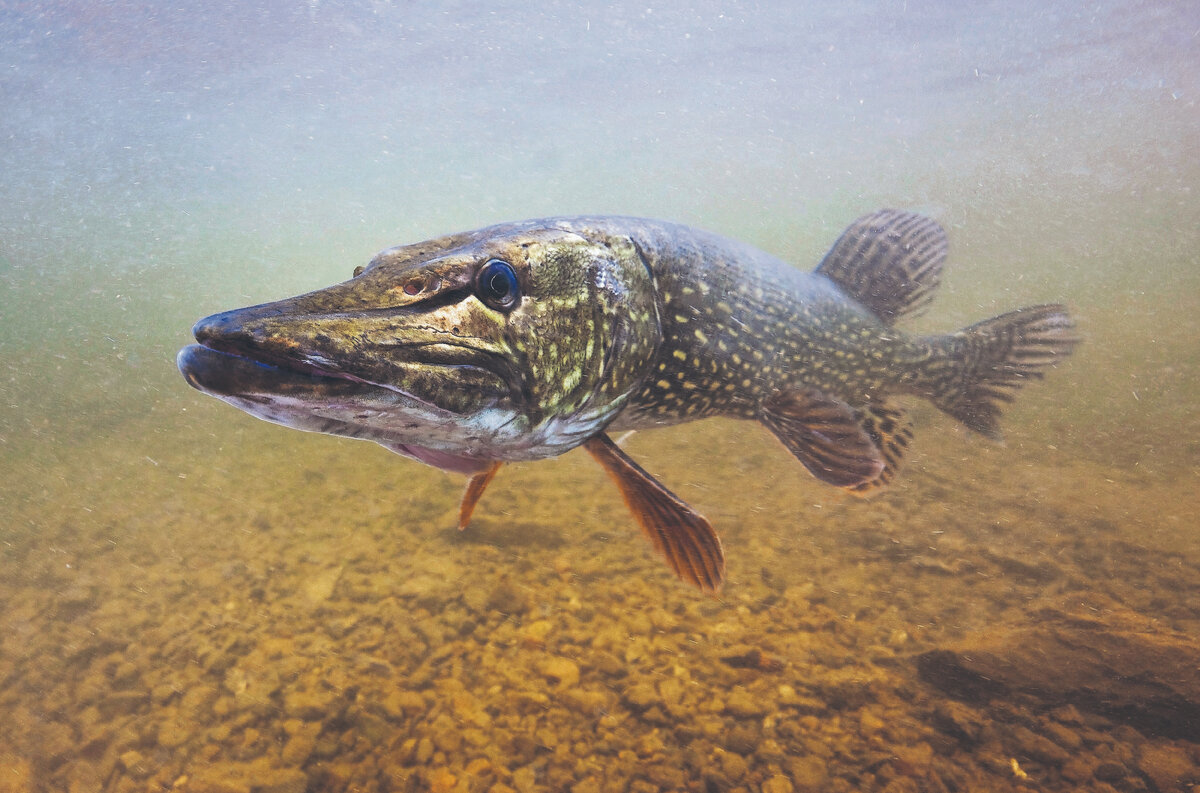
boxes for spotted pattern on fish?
[178,209,1077,592]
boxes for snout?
[191,302,287,350]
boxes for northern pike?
[178,210,1076,592]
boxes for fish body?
[179,211,1076,591]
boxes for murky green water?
[2,2,1199,791]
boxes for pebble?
[1041,720,1083,752]
[713,747,748,782]
[623,683,659,710]
[187,761,307,793]
[787,755,829,793]
[538,656,580,689]
[725,686,767,719]
[762,774,795,793]
[8,421,1198,793]
[1009,725,1071,765]
[281,728,318,766]
[415,737,435,764]
[303,565,342,603]
[644,763,686,789]
[931,701,984,745]
[859,707,886,734]
[511,766,537,793]
[1137,743,1196,792]
[1093,761,1128,782]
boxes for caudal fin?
[929,304,1078,439]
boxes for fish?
[177,210,1077,593]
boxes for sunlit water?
[2,1,1198,791]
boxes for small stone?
[762,774,795,793]
[357,711,391,745]
[786,755,829,793]
[1093,761,1127,782]
[486,580,531,615]
[415,737,435,764]
[859,707,886,734]
[563,688,608,713]
[714,748,747,782]
[511,766,537,793]
[725,686,767,719]
[725,724,759,756]
[893,742,933,774]
[571,777,602,793]
[283,687,336,720]
[757,738,787,762]
[155,717,191,750]
[465,758,491,777]
[99,690,148,719]
[623,683,658,710]
[1042,720,1083,751]
[427,768,457,793]
[381,689,426,720]
[930,700,984,745]
[281,728,318,766]
[257,768,307,793]
[119,750,147,778]
[538,657,580,689]
[522,620,553,643]
[1060,756,1095,784]
[657,677,685,709]
[1137,743,1196,792]
[1009,725,1070,765]
[304,565,342,603]
[0,756,32,793]
[645,763,686,789]
[187,761,307,793]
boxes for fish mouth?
[177,342,378,399]
[178,308,516,416]
[176,343,504,475]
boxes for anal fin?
[760,388,885,487]
[584,433,725,593]
[849,402,913,494]
[458,462,502,530]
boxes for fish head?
[178,221,660,470]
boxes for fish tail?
[924,304,1078,439]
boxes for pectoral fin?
[458,461,503,530]
[584,433,725,593]
[760,388,885,487]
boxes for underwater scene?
[2,1,1199,791]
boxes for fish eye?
[476,259,520,311]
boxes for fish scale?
[178,209,1076,592]
[613,218,908,428]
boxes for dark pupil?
[487,271,510,297]
[479,260,518,308]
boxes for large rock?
[917,596,1200,739]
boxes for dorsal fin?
[815,209,947,326]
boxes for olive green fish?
[178,210,1076,592]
